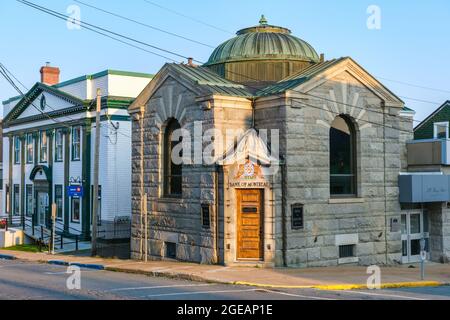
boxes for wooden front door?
[237,189,263,260]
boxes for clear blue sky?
[1,0,449,123]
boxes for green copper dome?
[205,17,320,66]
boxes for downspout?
[281,159,287,267]
[382,102,388,264]
[140,107,145,261]
[215,166,220,264]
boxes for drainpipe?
[382,102,388,264]
[214,166,220,264]
[281,160,287,267]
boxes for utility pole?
[91,88,101,256]
[51,203,57,255]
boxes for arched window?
[164,119,182,197]
[330,115,356,197]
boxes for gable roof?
[257,57,404,107]
[257,58,346,96]
[129,63,253,112]
[414,100,450,131]
[3,82,86,124]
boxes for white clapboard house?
[1,65,152,241]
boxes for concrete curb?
[69,263,105,270]
[104,266,227,285]
[232,280,448,291]
[2,252,449,290]
[0,254,16,260]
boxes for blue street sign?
[67,185,84,198]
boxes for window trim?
[13,184,20,216]
[14,136,21,165]
[26,184,33,217]
[71,126,81,161]
[26,133,34,164]
[71,197,81,223]
[55,129,64,162]
[163,119,182,198]
[39,131,48,163]
[55,185,63,221]
[433,121,449,139]
[330,115,357,198]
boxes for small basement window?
[339,244,356,258]
[165,242,177,259]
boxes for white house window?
[39,131,48,163]
[26,134,34,164]
[72,126,81,161]
[55,129,63,162]
[14,136,21,164]
[433,122,449,139]
[71,197,81,223]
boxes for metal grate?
[339,244,355,258]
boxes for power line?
[17,0,181,62]
[1,62,132,141]
[74,0,215,49]
[376,76,450,95]
[14,1,433,130]
[141,0,450,97]
[19,0,443,120]
[142,0,233,35]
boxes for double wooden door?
[237,189,263,260]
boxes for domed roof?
[205,16,320,66]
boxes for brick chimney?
[40,62,60,85]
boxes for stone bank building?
[129,18,422,267]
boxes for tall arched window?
[164,119,182,197]
[330,115,356,197]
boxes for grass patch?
[3,244,47,253]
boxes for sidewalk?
[1,249,449,290]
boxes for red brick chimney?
[40,62,60,85]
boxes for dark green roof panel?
[205,17,319,66]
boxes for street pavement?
[1,259,450,300]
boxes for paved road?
[0,259,449,300]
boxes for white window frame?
[26,133,34,163]
[72,126,81,161]
[14,136,20,164]
[55,129,63,162]
[39,131,48,163]
[433,122,449,139]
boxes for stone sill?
[338,257,359,265]
[329,198,365,204]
